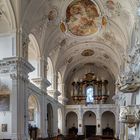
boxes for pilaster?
[40,92,48,138]
[78,106,83,135]
[96,106,102,135]
[0,57,34,140]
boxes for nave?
[0,0,140,140]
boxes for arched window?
[0,1,16,60]
[28,34,40,80]
[47,57,54,90]
[86,86,94,104]
[58,72,62,93]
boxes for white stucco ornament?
[119,106,140,128]
[117,39,140,92]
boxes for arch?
[101,111,115,136]
[47,103,54,137]
[66,111,78,135]
[0,1,16,60]
[47,57,54,90]
[58,108,63,133]
[28,34,40,80]
[101,110,116,117]
[28,95,40,128]
[0,0,16,34]
[83,111,96,137]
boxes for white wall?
[0,35,16,60]
[0,112,11,139]
[0,76,12,139]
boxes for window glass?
[86,86,94,103]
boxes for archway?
[28,95,40,139]
[66,112,78,135]
[58,108,63,134]
[47,103,53,137]
[28,34,40,80]
[101,111,115,136]
[83,111,96,138]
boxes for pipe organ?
[71,73,109,104]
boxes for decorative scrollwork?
[119,106,140,128]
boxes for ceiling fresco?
[66,0,100,36]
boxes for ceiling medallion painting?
[66,0,101,36]
[81,49,94,56]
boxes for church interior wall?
[0,0,140,139]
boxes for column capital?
[32,77,51,88]
[0,57,34,77]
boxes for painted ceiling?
[66,0,100,36]
[20,0,139,83]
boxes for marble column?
[9,57,34,140]
[96,107,102,135]
[78,107,83,135]
[40,93,48,138]
[53,105,58,136]
[124,124,128,140]
[22,32,30,60]
[58,83,68,105]
[119,123,125,140]
[53,73,61,100]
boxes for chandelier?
[71,73,109,104]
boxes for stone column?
[33,57,50,138]
[96,107,102,135]
[124,124,128,140]
[119,123,125,140]
[61,107,65,135]
[53,104,58,136]
[52,73,61,100]
[9,57,34,140]
[40,93,48,138]
[78,107,83,135]
[22,32,30,60]
[115,106,120,138]
[58,83,68,105]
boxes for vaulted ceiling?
[1,0,139,83]
[22,0,139,83]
